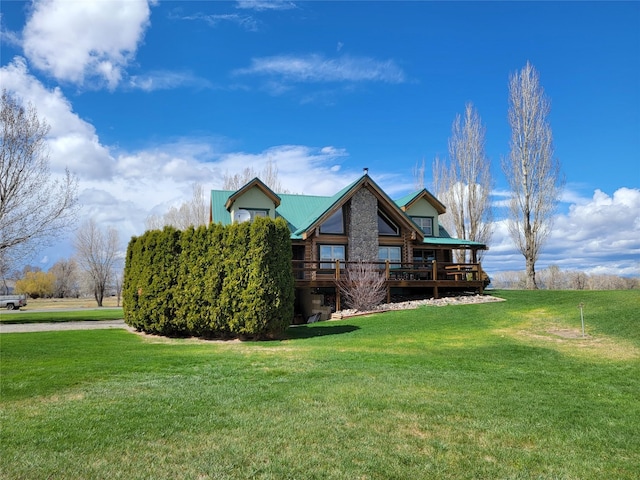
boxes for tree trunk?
[95,288,104,307]
[525,257,538,290]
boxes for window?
[378,210,399,236]
[320,208,344,234]
[413,249,435,266]
[247,209,268,222]
[411,216,434,236]
[379,246,401,268]
[319,245,345,269]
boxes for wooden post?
[432,260,439,299]
[335,260,341,312]
[386,260,391,303]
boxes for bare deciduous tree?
[336,261,387,311]
[569,271,588,290]
[490,267,638,291]
[433,103,493,262]
[49,258,79,298]
[145,183,208,231]
[0,251,12,294]
[503,62,564,289]
[412,157,426,190]
[222,158,289,193]
[74,220,120,307]
[0,90,78,255]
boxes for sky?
[1,0,639,278]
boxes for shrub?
[15,271,55,299]
[242,217,295,338]
[123,227,182,335]
[336,261,387,311]
[123,219,294,339]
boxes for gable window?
[320,208,344,234]
[411,216,434,236]
[379,246,401,269]
[319,245,345,269]
[378,210,399,236]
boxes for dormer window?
[411,216,434,236]
[378,210,399,236]
[247,209,268,221]
[234,208,268,223]
[320,208,344,234]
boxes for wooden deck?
[292,260,488,308]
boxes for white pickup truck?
[0,294,28,310]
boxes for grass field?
[0,297,123,324]
[1,290,638,479]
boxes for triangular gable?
[224,177,281,211]
[295,174,424,240]
[395,188,446,215]
[292,178,359,238]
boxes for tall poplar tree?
[433,102,493,262]
[503,62,564,289]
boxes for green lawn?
[0,308,124,324]
[1,290,638,479]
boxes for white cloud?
[484,188,640,276]
[214,144,353,195]
[22,0,152,89]
[235,0,297,11]
[550,188,640,272]
[176,12,259,31]
[234,54,406,84]
[1,57,114,179]
[128,70,213,91]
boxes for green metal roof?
[422,236,486,247]
[276,193,335,239]
[210,189,234,224]
[394,190,422,208]
[289,176,363,237]
[211,175,487,248]
[395,188,446,214]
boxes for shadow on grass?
[285,323,360,340]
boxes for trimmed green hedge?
[123,218,294,339]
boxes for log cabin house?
[211,173,488,321]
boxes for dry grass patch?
[24,296,121,309]
[500,322,640,362]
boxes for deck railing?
[292,260,485,283]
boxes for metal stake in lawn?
[578,302,585,337]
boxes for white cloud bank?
[485,188,640,277]
[1,57,114,179]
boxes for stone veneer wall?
[348,187,379,262]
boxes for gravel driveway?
[0,320,128,333]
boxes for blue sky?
[1,0,639,277]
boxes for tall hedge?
[122,218,294,339]
[243,217,295,336]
